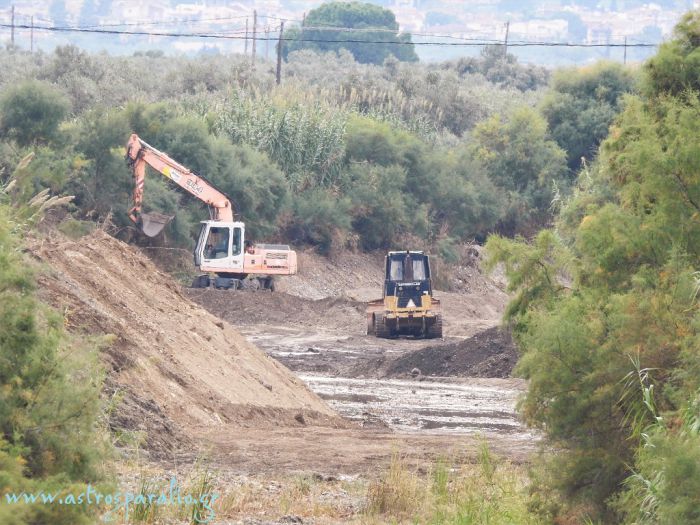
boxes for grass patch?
[365,441,541,524]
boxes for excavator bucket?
[140,212,174,237]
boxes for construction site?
[24,225,531,523]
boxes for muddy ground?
[185,251,532,457]
[35,231,537,523]
[178,272,538,523]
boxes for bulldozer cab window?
[412,258,427,280]
[389,259,404,281]
[205,227,230,259]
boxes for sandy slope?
[30,231,339,455]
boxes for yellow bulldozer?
[366,251,442,339]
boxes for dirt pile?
[30,231,338,456]
[383,327,518,379]
[184,288,366,335]
[276,249,385,300]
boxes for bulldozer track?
[373,313,394,339]
[426,315,443,339]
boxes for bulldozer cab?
[384,251,432,302]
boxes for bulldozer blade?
[140,212,174,237]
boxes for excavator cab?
[193,221,245,275]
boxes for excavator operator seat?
[206,227,230,259]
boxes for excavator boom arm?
[126,133,234,225]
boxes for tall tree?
[486,10,700,523]
[0,80,69,147]
[540,61,636,172]
[285,2,418,64]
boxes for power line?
[0,23,659,48]
[278,24,504,43]
[35,12,495,41]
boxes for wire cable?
[0,23,659,48]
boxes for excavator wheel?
[214,276,240,290]
[373,313,394,339]
[191,275,211,288]
[257,277,275,291]
[425,315,443,339]
[366,314,375,336]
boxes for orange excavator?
[125,133,297,290]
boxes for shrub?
[0,80,69,147]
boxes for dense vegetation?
[486,10,700,523]
[0,162,107,524]
[0,32,623,258]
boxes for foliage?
[0,80,69,147]
[484,12,700,521]
[346,163,411,249]
[213,92,348,191]
[448,45,550,92]
[365,444,540,524]
[0,169,107,524]
[473,107,568,234]
[644,10,700,98]
[208,140,290,239]
[285,1,418,65]
[540,61,637,171]
[286,188,352,254]
[0,30,628,254]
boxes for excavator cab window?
[205,227,230,259]
[231,228,241,256]
[194,222,246,270]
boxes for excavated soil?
[185,247,530,447]
[31,228,537,484]
[383,326,518,379]
[29,231,340,457]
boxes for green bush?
[0,202,107,525]
[540,61,636,171]
[0,80,69,147]
[287,188,352,253]
[474,107,568,234]
[346,163,411,249]
[484,13,700,521]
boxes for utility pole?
[244,18,248,55]
[30,15,33,53]
[503,20,510,57]
[265,25,270,60]
[276,21,284,85]
[623,36,627,65]
[251,10,257,67]
[11,5,15,47]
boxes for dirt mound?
[383,327,518,379]
[30,231,338,456]
[276,249,385,300]
[185,288,366,335]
